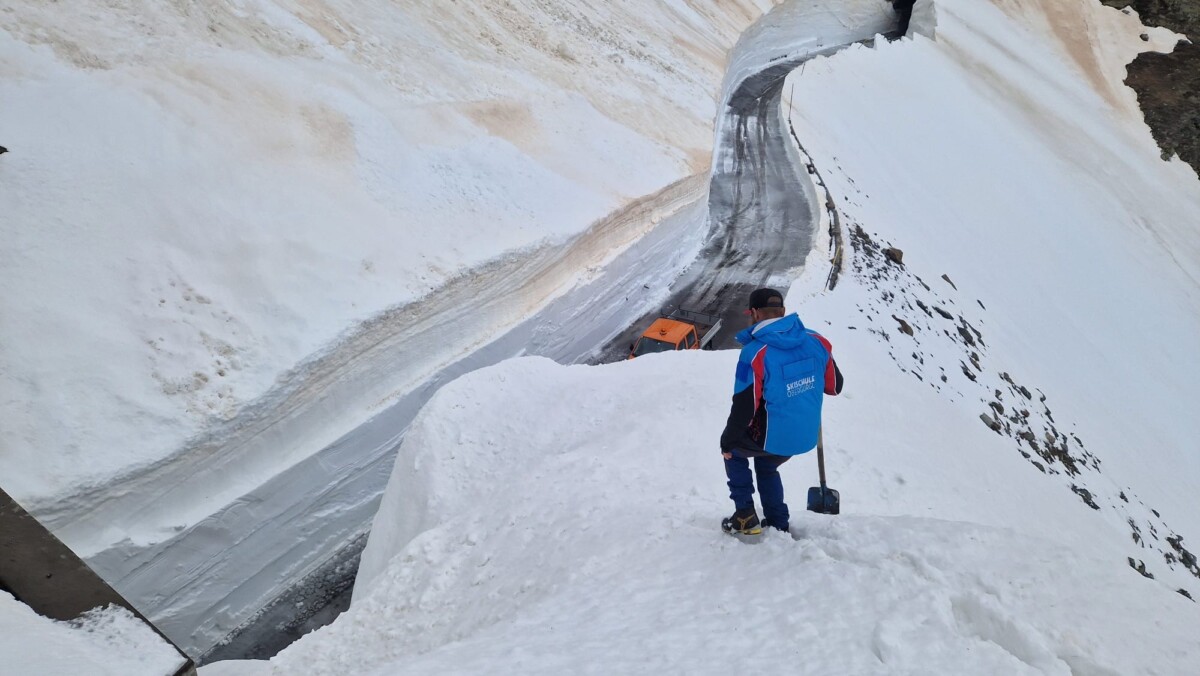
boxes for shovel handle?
[817,426,827,488]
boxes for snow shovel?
[806,427,840,515]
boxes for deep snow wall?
[1,0,840,657]
[0,0,768,519]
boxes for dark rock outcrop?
[1100,0,1200,175]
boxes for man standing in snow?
[719,288,843,535]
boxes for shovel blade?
[807,485,840,515]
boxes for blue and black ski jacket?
[719,313,843,456]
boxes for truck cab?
[630,318,700,357]
[628,309,722,359]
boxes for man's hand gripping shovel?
[806,427,840,515]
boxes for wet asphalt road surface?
[596,60,816,361]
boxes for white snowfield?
[205,0,1200,672]
[4,0,1200,670]
[2,0,909,657]
[209,350,1200,675]
[2,0,806,655]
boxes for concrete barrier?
[0,487,196,676]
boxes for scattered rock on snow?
[957,322,977,347]
[1072,485,1101,510]
[1129,557,1155,578]
[1166,535,1200,578]
[979,412,1001,432]
[842,219,1198,592]
[1129,518,1143,545]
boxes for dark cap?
[747,287,785,310]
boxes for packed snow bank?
[0,593,185,676]
[203,353,1199,675]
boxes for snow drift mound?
[203,353,1199,675]
[1,593,185,676]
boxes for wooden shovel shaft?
[817,426,827,487]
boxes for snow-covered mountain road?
[190,174,711,660]
[598,3,899,359]
[195,1,901,659]
[198,1,900,659]
[76,174,710,658]
[7,0,902,660]
[13,0,1200,669]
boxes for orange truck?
[628,308,723,358]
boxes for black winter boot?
[721,508,762,535]
[761,518,789,533]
